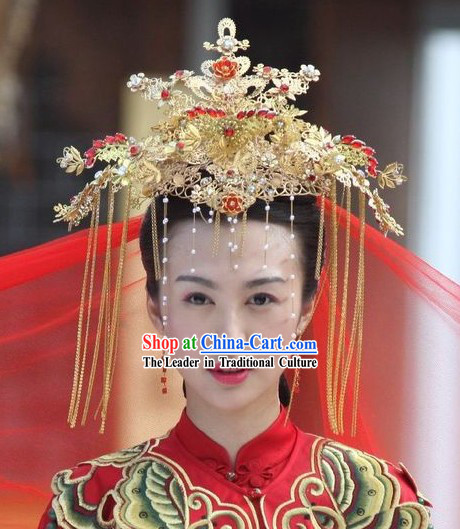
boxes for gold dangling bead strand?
[151,198,162,281]
[212,210,221,257]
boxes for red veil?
[0,200,459,527]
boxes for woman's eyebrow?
[175,275,218,289]
[245,276,286,288]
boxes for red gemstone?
[342,135,355,144]
[351,140,365,148]
[176,141,185,150]
[114,133,127,143]
[362,146,376,156]
[195,106,206,115]
[368,166,377,176]
[84,147,96,158]
[280,83,289,92]
[266,112,276,119]
[236,111,246,119]
[207,108,217,117]
[92,139,105,149]
[130,145,140,156]
[224,128,235,137]
[368,156,378,167]
[175,70,184,78]
[84,157,95,168]
[257,109,268,117]
[187,110,197,118]
[227,170,235,176]
[309,174,316,181]
[247,110,255,117]
[105,135,115,144]
[216,109,226,118]
[263,66,272,74]
[161,89,170,100]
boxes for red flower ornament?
[222,193,243,213]
[212,57,238,80]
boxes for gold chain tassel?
[151,197,162,281]
[68,191,101,427]
[351,190,366,436]
[238,210,248,257]
[334,185,351,434]
[326,179,339,435]
[100,184,132,433]
[337,190,366,435]
[79,184,115,425]
[315,195,326,281]
[212,210,221,257]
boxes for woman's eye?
[248,293,277,306]
[184,293,213,305]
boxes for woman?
[37,195,434,528]
[30,16,443,528]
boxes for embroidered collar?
[173,405,297,489]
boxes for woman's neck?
[184,389,281,469]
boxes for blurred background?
[0,0,459,527]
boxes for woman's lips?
[207,362,252,385]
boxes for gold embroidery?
[50,435,432,529]
[319,441,432,529]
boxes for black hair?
[139,193,325,406]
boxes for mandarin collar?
[173,405,297,489]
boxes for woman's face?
[147,216,313,412]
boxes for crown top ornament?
[54,17,406,235]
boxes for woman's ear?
[146,292,164,335]
[296,298,315,338]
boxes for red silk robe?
[38,406,433,529]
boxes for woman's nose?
[216,309,247,340]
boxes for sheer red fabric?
[1,202,459,526]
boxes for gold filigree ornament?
[54,18,407,435]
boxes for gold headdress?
[54,18,406,435]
